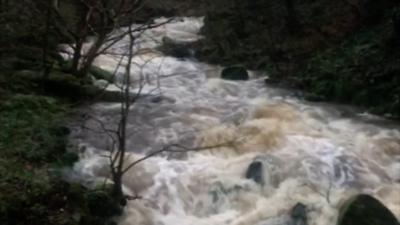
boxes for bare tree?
[49,0,174,78]
[77,33,234,205]
[110,23,136,202]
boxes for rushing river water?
[69,17,400,225]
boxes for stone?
[290,203,308,225]
[221,66,249,81]
[245,161,264,185]
[158,36,194,59]
[337,194,399,225]
[85,189,122,218]
[89,66,114,83]
[94,79,110,89]
[149,95,176,104]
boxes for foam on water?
[69,17,400,225]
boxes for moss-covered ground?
[0,71,121,225]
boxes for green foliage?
[0,93,120,225]
[90,66,115,83]
[296,17,400,118]
[198,0,399,118]
[85,188,123,218]
[0,94,67,224]
[197,0,364,68]
[0,95,66,163]
[0,0,63,72]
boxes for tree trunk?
[71,4,94,76]
[112,25,135,206]
[78,34,107,78]
[112,173,126,205]
[71,39,83,75]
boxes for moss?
[0,94,67,163]
[89,66,115,83]
[0,86,119,225]
[0,94,68,225]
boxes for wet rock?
[245,161,264,185]
[158,36,194,59]
[94,79,110,89]
[221,66,249,81]
[254,203,307,225]
[337,194,399,225]
[150,95,176,104]
[209,182,246,204]
[89,66,114,82]
[289,203,307,225]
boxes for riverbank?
[194,0,400,119]
[1,1,399,224]
[0,70,121,225]
[270,15,400,119]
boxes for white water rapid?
[69,17,400,225]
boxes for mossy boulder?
[221,66,249,80]
[85,189,123,218]
[337,194,399,225]
[89,66,114,83]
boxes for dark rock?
[290,203,308,225]
[150,96,164,103]
[85,189,122,218]
[221,66,249,81]
[158,36,194,59]
[209,182,246,203]
[150,95,176,104]
[245,161,264,185]
[304,93,325,102]
[337,194,399,225]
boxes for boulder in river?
[158,36,194,59]
[221,66,249,81]
[254,203,308,225]
[245,161,264,185]
[89,66,114,82]
[290,203,308,225]
[337,194,399,225]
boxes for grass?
[0,71,121,225]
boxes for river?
[69,17,400,225]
